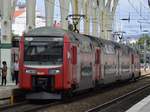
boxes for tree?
[137,34,150,50]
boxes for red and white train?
[19,27,141,99]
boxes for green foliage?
[137,34,150,50]
[138,34,150,45]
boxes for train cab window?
[24,37,63,65]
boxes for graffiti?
[81,64,92,76]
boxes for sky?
[19,0,150,36]
[35,0,150,35]
[115,0,150,35]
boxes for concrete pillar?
[59,0,70,29]
[77,0,84,31]
[106,0,112,11]
[105,0,119,40]
[11,0,17,20]
[101,11,107,39]
[99,0,113,40]
[26,0,36,31]
[83,0,90,35]
[103,11,108,39]
[112,0,119,15]
[91,1,97,36]
[71,0,78,14]
[71,0,83,31]
[93,9,97,37]
[97,8,101,37]
[98,0,119,40]
[45,0,55,27]
[99,10,104,38]
[103,11,112,40]
[1,0,12,83]
[106,14,113,40]
[99,0,104,38]
[103,0,113,40]
[0,0,2,17]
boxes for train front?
[19,28,65,99]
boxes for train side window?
[80,39,92,53]
[72,46,77,64]
[104,45,115,54]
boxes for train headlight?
[48,69,61,75]
[25,69,37,75]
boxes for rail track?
[86,82,150,112]
[0,101,61,112]
[1,73,150,112]
[139,73,150,79]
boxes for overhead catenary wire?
[128,0,150,24]
[114,0,150,34]
[140,0,150,12]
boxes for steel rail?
[0,101,28,111]
[0,101,61,112]
[85,84,150,112]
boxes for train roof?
[24,27,67,37]
[24,27,138,53]
[85,34,122,48]
[85,34,138,53]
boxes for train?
[19,27,141,100]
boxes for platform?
[126,95,150,112]
[0,83,18,99]
[0,82,27,106]
[126,69,150,112]
[0,83,17,105]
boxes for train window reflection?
[24,41,63,65]
[104,45,115,54]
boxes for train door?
[103,44,116,84]
[131,54,135,75]
[71,46,78,85]
[95,49,100,82]
[116,49,121,80]
[78,63,93,90]
[76,46,81,85]
[71,45,90,91]
[77,44,94,90]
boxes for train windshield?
[24,37,63,65]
